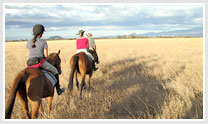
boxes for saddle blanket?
[76,49,93,63]
[41,70,57,86]
[87,56,93,63]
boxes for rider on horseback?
[27,24,65,95]
[76,30,98,71]
[86,33,96,51]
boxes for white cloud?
[4,3,203,40]
[192,17,203,24]
[5,9,19,16]
[5,4,203,24]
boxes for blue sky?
[5,3,203,40]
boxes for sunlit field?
[5,38,203,119]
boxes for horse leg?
[80,73,86,98]
[74,69,79,90]
[39,102,44,114]
[47,96,53,116]
[17,92,31,119]
[31,100,41,119]
[88,74,92,90]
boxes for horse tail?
[68,56,79,92]
[5,71,28,119]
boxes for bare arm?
[44,48,48,58]
[93,45,96,50]
[91,39,96,50]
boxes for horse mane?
[88,49,94,54]
[46,53,60,65]
[48,53,56,57]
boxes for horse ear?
[58,50,60,55]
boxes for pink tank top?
[76,37,89,50]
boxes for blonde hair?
[87,33,92,37]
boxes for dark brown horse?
[68,49,99,97]
[5,50,62,119]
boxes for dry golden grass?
[5,38,203,119]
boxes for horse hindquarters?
[79,58,88,98]
[27,76,45,119]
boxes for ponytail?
[32,24,45,48]
[32,34,38,48]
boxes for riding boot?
[55,74,65,95]
[92,60,98,71]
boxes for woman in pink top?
[76,30,98,71]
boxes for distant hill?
[103,27,203,39]
[130,27,203,37]
[6,27,203,41]
[47,36,64,40]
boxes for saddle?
[41,70,57,86]
[76,50,93,63]
[27,57,45,68]
[87,55,93,63]
[27,57,57,86]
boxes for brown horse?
[68,49,99,97]
[5,50,62,119]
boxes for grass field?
[5,38,203,119]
